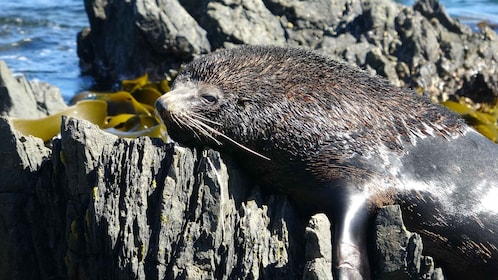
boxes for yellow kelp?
[443,97,498,143]
[11,100,108,142]
[11,74,170,142]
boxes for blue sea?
[1,0,498,100]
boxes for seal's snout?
[154,96,168,117]
[154,87,197,116]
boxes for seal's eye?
[201,94,217,105]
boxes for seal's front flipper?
[334,193,371,280]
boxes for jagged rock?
[205,0,286,48]
[303,213,333,280]
[373,205,444,280]
[1,114,307,280]
[0,117,52,279]
[80,0,211,86]
[0,60,66,118]
[79,0,498,103]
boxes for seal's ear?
[237,97,252,107]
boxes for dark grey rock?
[0,116,52,280]
[265,0,364,48]
[38,117,307,280]
[79,0,498,103]
[0,118,50,192]
[413,0,462,34]
[80,0,210,86]
[0,60,66,118]
[365,48,400,86]
[60,117,173,280]
[373,205,444,280]
[303,213,333,280]
[135,0,211,55]
[206,0,286,48]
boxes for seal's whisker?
[187,114,232,143]
[186,118,214,143]
[170,114,187,130]
[183,115,223,145]
[172,113,204,141]
[190,112,223,126]
[215,131,271,161]
[188,115,271,161]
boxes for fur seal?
[155,45,498,279]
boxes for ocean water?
[0,0,91,100]
[1,0,497,101]
[396,0,498,27]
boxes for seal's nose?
[155,96,168,116]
